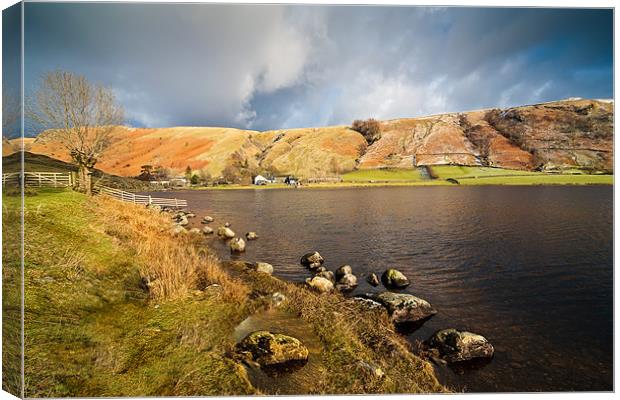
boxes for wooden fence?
[2,172,73,188]
[95,185,188,209]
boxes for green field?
[339,166,612,186]
[429,165,543,179]
[342,168,426,182]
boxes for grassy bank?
[10,189,444,396]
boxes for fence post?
[175,198,179,208]
[148,195,152,205]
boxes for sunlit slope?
[22,98,613,178]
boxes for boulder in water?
[424,329,494,363]
[236,330,309,368]
[246,231,259,240]
[202,215,214,223]
[336,272,358,292]
[366,292,436,324]
[335,265,353,280]
[300,251,324,270]
[217,226,235,239]
[224,222,231,227]
[188,227,202,235]
[366,273,380,287]
[381,268,410,289]
[305,276,334,293]
[202,226,214,235]
[230,237,246,253]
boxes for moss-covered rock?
[367,292,436,324]
[424,329,494,363]
[236,330,309,368]
[381,268,410,289]
[217,226,235,239]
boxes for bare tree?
[27,71,124,195]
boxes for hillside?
[13,98,614,179]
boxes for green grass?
[342,168,425,182]
[429,165,612,185]
[429,165,543,179]
[455,174,614,185]
[9,189,445,396]
[12,190,253,397]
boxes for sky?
[4,3,615,136]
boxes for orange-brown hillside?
[14,98,614,178]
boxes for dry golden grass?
[92,197,249,302]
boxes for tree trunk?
[77,164,93,195]
[84,168,93,196]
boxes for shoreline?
[13,189,447,396]
[163,175,613,191]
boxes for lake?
[147,186,613,392]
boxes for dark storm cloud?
[23,4,612,133]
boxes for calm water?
[149,186,613,392]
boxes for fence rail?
[95,185,188,209]
[2,172,73,188]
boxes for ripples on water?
[148,186,613,392]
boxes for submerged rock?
[381,268,410,289]
[300,251,324,270]
[202,215,214,223]
[246,231,259,240]
[236,330,309,368]
[217,226,235,239]
[424,329,494,363]
[202,226,214,235]
[366,292,436,324]
[366,273,380,287]
[230,237,246,253]
[305,276,334,293]
[224,222,231,227]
